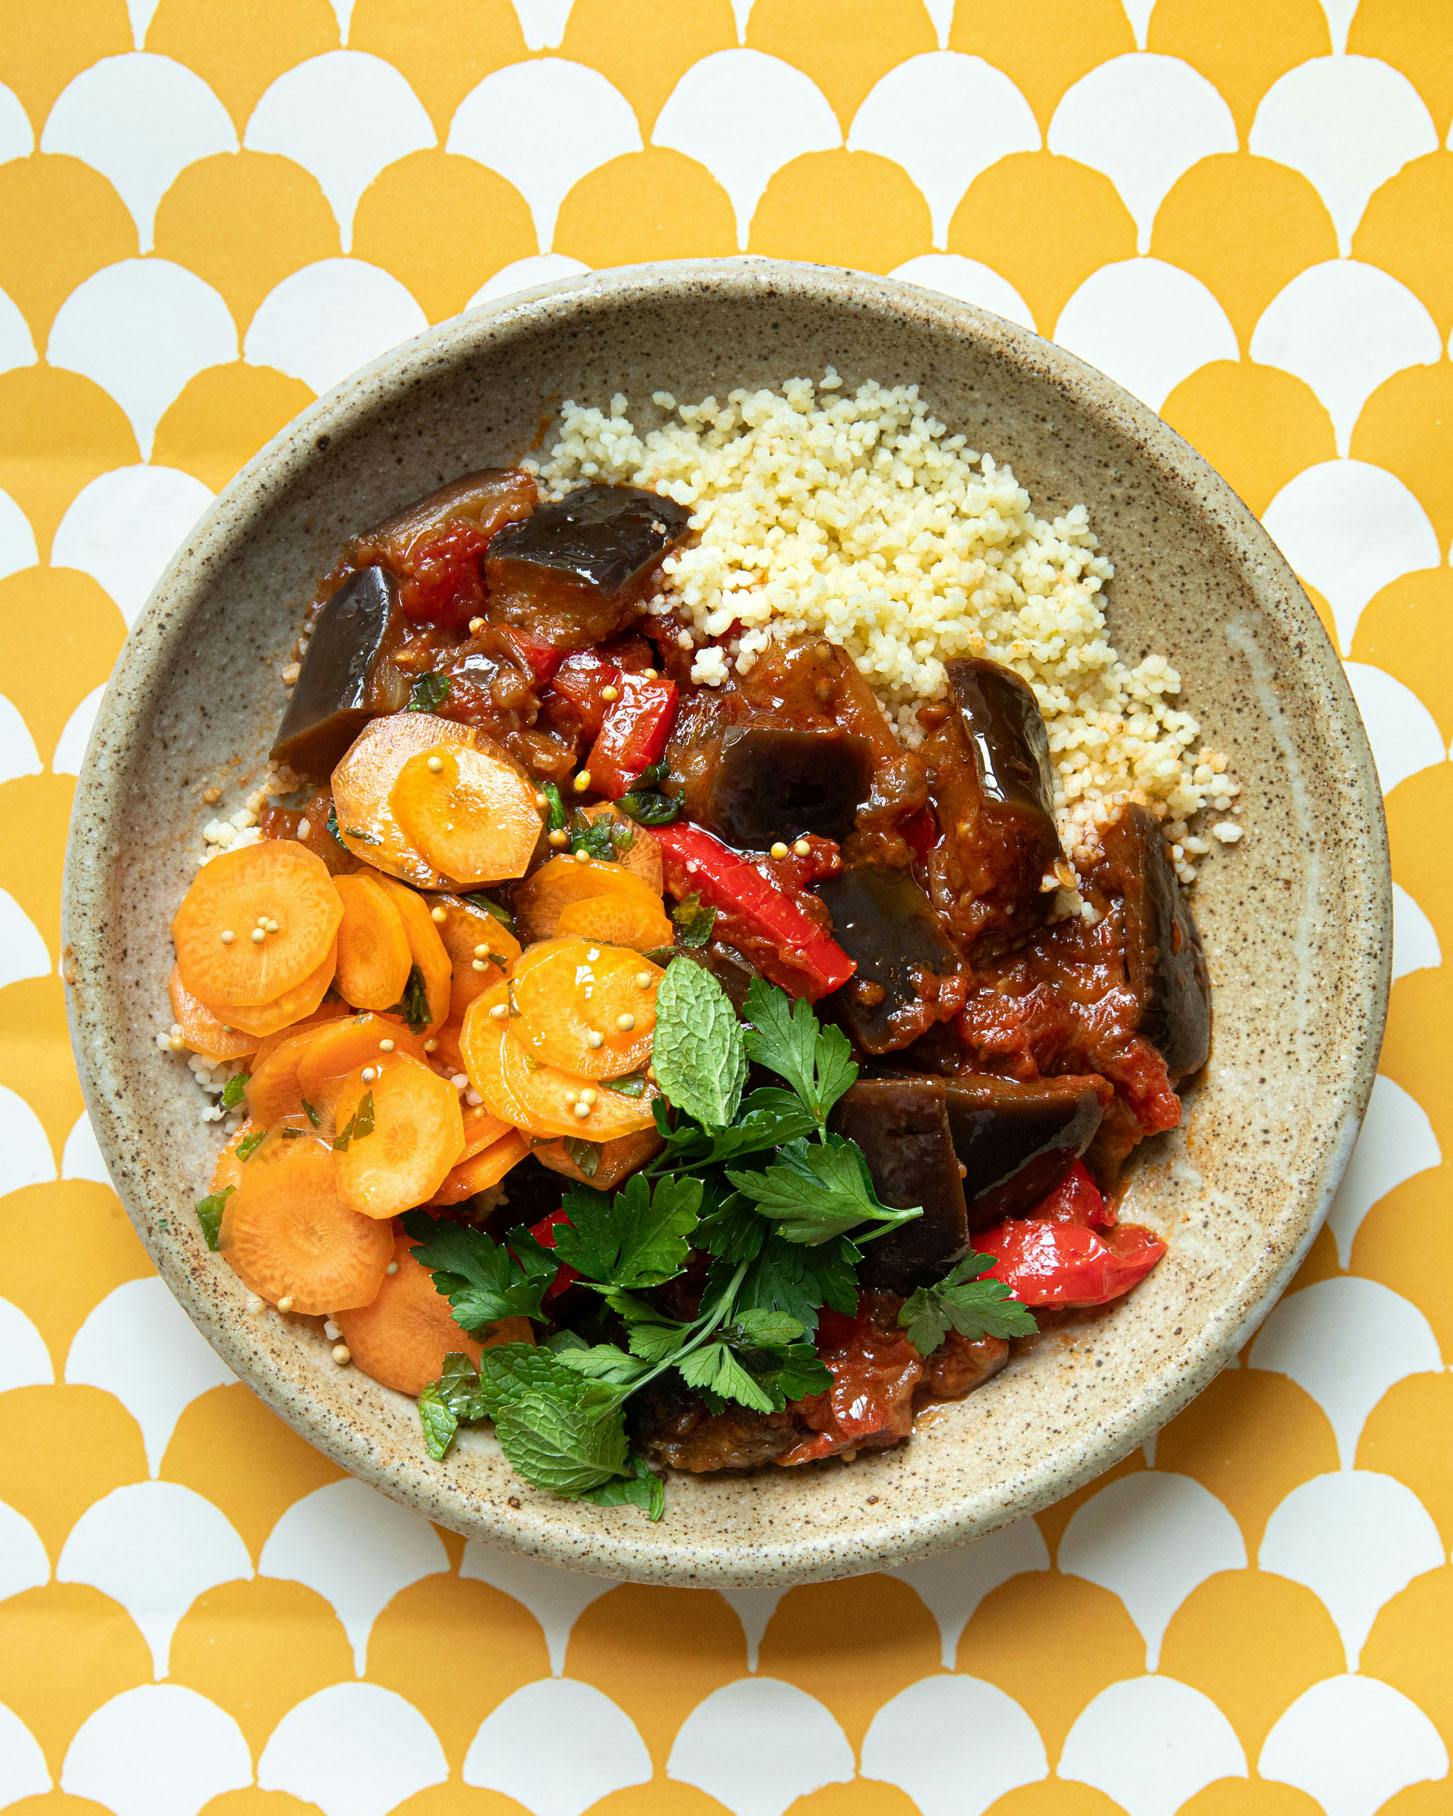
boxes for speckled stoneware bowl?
[64,259,1390,1586]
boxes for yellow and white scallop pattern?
[1,0,1450,1808]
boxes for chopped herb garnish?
[670,894,717,949]
[334,1089,375,1151]
[342,824,381,846]
[601,1072,648,1097]
[564,1137,601,1178]
[237,1129,267,1161]
[899,1254,1038,1353]
[388,965,431,1034]
[464,893,516,933]
[540,781,567,834]
[220,1072,248,1111]
[301,1097,321,1128]
[195,1187,232,1250]
[567,812,620,863]
[406,671,450,712]
[618,760,681,826]
[326,804,347,850]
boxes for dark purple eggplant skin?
[831,1077,969,1292]
[816,866,962,1055]
[946,657,1056,816]
[939,1073,1110,1229]
[270,566,408,776]
[704,726,871,847]
[1097,805,1211,1080]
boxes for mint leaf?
[580,1453,665,1520]
[728,1135,922,1246]
[601,1072,648,1098]
[652,956,746,1129]
[618,761,680,827]
[554,1173,701,1290]
[406,671,450,712]
[743,978,856,1124]
[388,966,431,1034]
[670,895,716,948]
[402,1210,554,1329]
[417,1351,489,1460]
[477,1344,631,1496]
[195,1187,231,1250]
[899,1253,1038,1353]
[220,1073,248,1111]
[418,1381,460,1460]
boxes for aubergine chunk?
[485,483,692,650]
[940,1073,1111,1229]
[1095,804,1211,1080]
[831,1078,970,1292]
[366,468,538,551]
[705,726,872,847]
[816,865,964,1055]
[270,566,409,776]
[922,656,1064,953]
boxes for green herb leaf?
[548,1338,648,1386]
[333,1088,375,1152]
[652,956,747,1129]
[728,1135,922,1246]
[464,893,516,933]
[417,1351,490,1460]
[899,1253,1038,1353]
[326,803,347,850]
[401,1210,555,1330]
[406,671,450,712]
[301,1097,322,1128]
[563,1137,600,1178]
[725,1231,861,1335]
[618,760,681,827]
[236,1129,267,1161]
[579,1453,665,1520]
[220,1072,248,1111]
[670,894,717,948]
[540,781,567,833]
[601,1072,648,1098]
[554,1173,701,1290]
[652,1088,816,1171]
[195,1187,232,1250]
[476,1344,631,1497]
[729,1307,807,1347]
[743,978,857,1124]
[567,813,619,862]
[388,966,431,1035]
[676,1341,777,1413]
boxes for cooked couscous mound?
[531,371,1240,878]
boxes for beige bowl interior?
[64,260,1389,1585]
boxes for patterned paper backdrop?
[1,0,1450,1811]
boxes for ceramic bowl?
[63,259,1390,1586]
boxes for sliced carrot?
[331,712,496,889]
[207,941,339,1039]
[249,1000,351,1074]
[430,893,523,1022]
[499,1031,659,1140]
[168,967,258,1063]
[245,1020,330,1128]
[333,1051,465,1220]
[333,873,413,1011]
[173,839,343,1008]
[431,1130,528,1205]
[580,803,664,892]
[211,1122,254,1196]
[390,738,543,887]
[533,1126,663,1191]
[514,854,663,944]
[371,876,452,1033]
[511,937,660,1079]
[293,1012,429,1129]
[457,1101,513,1161]
[557,888,672,953]
[458,985,533,1130]
[218,1128,392,1314]
[429,1015,466,1079]
[335,1234,531,1395]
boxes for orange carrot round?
[430,894,522,1023]
[431,1129,528,1204]
[390,739,544,887]
[218,1128,392,1314]
[373,876,452,1033]
[556,889,672,953]
[168,967,258,1063]
[514,854,663,944]
[511,937,660,1079]
[456,1101,513,1161]
[333,873,413,1011]
[248,1000,351,1075]
[458,986,534,1130]
[173,839,343,1008]
[580,803,663,892]
[532,1126,663,1191]
[206,941,339,1039]
[332,1051,466,1220]
[293,1012,430,1129]
[211,1122,255,1196]
[498,1030,658,1140]
[330,711,478,888]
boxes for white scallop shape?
[62,1685,251,1816]
[261,1477,448,1671]
[862,1676,1047,1816]
[66,1277,235,1473]
[1251,262,1440,454]
[244,258,426,395]
[1392,881,1441,983]
[260,1683,448,1816]
[0,81,35,164]
[1327,1074,1440,1266]
[653,50,838,245]
[467,253,590,311]
[451,59,638,249]
[849,54,1040,244]
[47,260,237,460]
[59,1482,251,1675]
[1249,1277,1442,1464]
[668,1678,852,1816]
[890,255,1034,330]
[895,1516,1051,1666]
[1054,259,1238,410]
[1048,55,1236,252]
[0,287,36,375]
[0,1702,49,1806]
[245,52,435,251]
[1060,1473,1245,1668]
[52,465,215,626]
[0,695,41,784]
[466,1679,650,1816]
[0,490,39,582]
[41,55,237,251]
[1262,460,1441,649]
[0,1084,56,1193]
[1343,661,1447,793]
[1260,1472,1443,1666]
[460,1537,614,1674]
[509,0,576,49]
[1061,1677,1246,1816]
[1260,1674,1449,1816]
[0,884,51,997]
[0,1296,52,1393]
[52,685,105,779]
[61,1110,109,1184]
[718,1584,786,1671]
[0,1501,49,1602]
[1250,58,1438,253]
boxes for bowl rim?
[63,256,1391,1584]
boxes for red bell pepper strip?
[1033,1158,1113,1229]
[548,649,619,738]
[527,1209,578,1303]
[976,1210,1164,1308]
[501,629,564,686]
[587,672,678,799]
[650,821,857,1000]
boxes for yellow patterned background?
[2,0,1451,1810]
